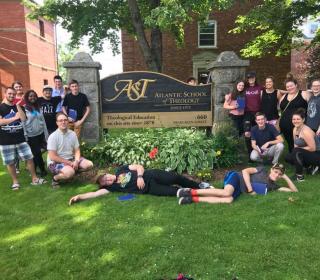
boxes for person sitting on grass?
[47,112,93,188]
[177,163,298,205]
[69,164,211,205]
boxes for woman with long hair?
[279,74,310,152]
[24,90,49,176]
[285,109,320,181]
[223,80,245,136]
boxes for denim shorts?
[48,157,86,175]
[0,142,33,165]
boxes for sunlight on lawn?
[276,224,291,230]
[145,226,164,237]
[3,224,46,242]
[141,207,155,220]
[66,203,101,224]
[99,250,119,264]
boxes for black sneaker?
[51,178,60,189]
[176,188,191,198]
[178,196,193,205]
[291,174,305,182]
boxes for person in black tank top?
[279,77,310,152]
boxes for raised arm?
[69,188,110,205]
[223,94,236,110]
[241,167,258,193]
[301,90,311,102]
[277,174,298,192]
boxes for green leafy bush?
[81,128,240,174]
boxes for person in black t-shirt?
[62,79,90,138]
[0,87,46,190]
[38,85,62,134]
[69,164,212,205]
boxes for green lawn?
[1,162,320,279]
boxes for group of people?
[1,72,313,206]
[223,72,320,182]
[0,76,92,190]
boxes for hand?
[261,142,269,150]
[244,131,251,137]
[16,99,24,105]
[69,195,80,205]
[137,177,145,190]
[234,102,239,109]
[74,120,82,128]
[72,160,79,171]
[316,129,320,136]
[68,117,74,122]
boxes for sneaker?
[199,182,210,189]
[15,168,20,174]
[176,188,191,198]
[290,174,305,182]
[178,196,193,205]
[51,178,60,189]
[311,166,319,176]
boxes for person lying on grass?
[69,164,211,205]
[177,163,298,205]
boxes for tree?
[307,44,320,84]
[231,0,320,58]
[57,43,79,81]
[23,0,233,72]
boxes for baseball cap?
[246,71,256,78]
[43,85,53,91]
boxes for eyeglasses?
[57,119,68,122]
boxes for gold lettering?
[105,79,156,102]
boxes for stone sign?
[101,72,212,128]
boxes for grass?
[1,161,320,279]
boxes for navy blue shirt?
[251,123,279,147]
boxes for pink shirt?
[224,93,244,116]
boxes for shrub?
[81,127,240,174]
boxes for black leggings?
[243,111,256,157]
[229,114,244,136]
[28,133,46,172]
[146,170,200,196]
[285,148,320,174]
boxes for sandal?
[31,178,47,185]
[11,183,20,191]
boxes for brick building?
[0,0,56,99]
[122,1,290,88]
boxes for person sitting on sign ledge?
[69,164,212,205]
[176,163,298,205]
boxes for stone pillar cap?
[63,52,102,69]
[207,51,249,70]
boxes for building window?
[198,20,217,48]
[43,79,48,85]
[39,20,45,37]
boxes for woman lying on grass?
[177,163,298,205]
[69,164,211,205]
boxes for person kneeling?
[177,164,298,205]
[47,112,93,188]
[69,164,211,205]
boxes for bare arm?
[277,89,287,100]
[0,114,20,126]
[69,188,109,205]
[80,106,90,123]
[301,128,316,152]
[241,167,258,193]
[16,104,26,121]
[301,90,311,102]
[251,139,261,153]
[223,94,236,110]
[277,174,298,192]
[129,164,145,189]
[48,150,73,166]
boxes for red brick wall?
[122,1,290,89]
[0,1,56,98]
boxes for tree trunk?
[127,0,162,72]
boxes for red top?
[244,85,263,112]
[13,97,26,106]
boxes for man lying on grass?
[177,163,298,205]
[69,164,211,205]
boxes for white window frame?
[198,20,217,48]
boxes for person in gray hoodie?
[24,90,49,176]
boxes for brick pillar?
[207,51,249,128]
[64,52,102,144]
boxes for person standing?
[0,87,46,190]
[279,74,310,152]
[243,72,263,160]
[62,80,90,138]
[250,112,284,164]
[52,75,65,98]
[24,90,49,177]
[38,86,63,134]
[12,81,26,106]
[223,80,245,136]
[306,79,320,135]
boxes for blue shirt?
[251,123,279,147]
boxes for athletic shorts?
[0,142,33,165]
[48,157,86,175]
[223,171,241,199]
